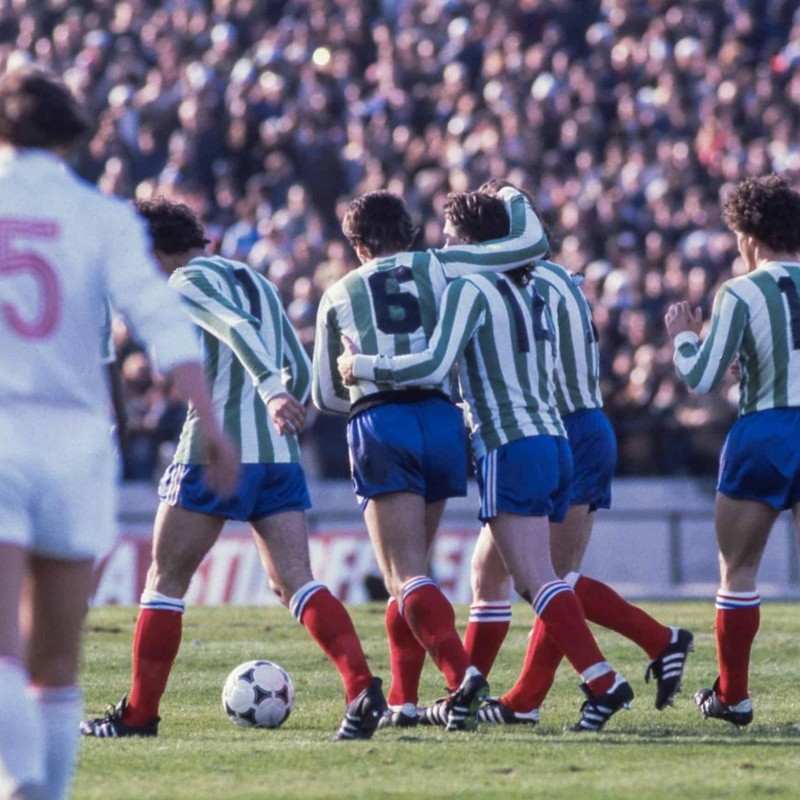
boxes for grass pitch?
[76,602,800,800]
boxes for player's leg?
[381,500,445,721]
[695,494,776,721]
[463,526,512,677]
[352,400,478,716]
[552,505,689,708]
[248,463,385,740]
[23,556,94,800]
[696,411,795,725]
[250,510,376,704]
[81,502,223,736]
[481,436,632,731]
[0,544,45,800]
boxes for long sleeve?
[352,279,485,387]
[280,309,312,403]
[312,293,351,414]
[169,267,286,398]
[433,187,548,279]
[673,286,748,393]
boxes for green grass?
[76,602,800,800]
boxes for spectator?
[12,0,793,479]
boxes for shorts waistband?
[349,389,452,420]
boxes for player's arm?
[257,276,311,403]
[312,294,351,415]
[170,267,287,400]
[348,280,485,387]
[434,187,548,278]
[667,287,747,393]
[103,203,239,495]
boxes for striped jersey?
[533,260,603,415]
[169,255,311,464]
[352,272,565,460]
[312,187,548,414]
[674,261,800,414]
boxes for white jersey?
[0,148,199,417]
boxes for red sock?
[715,590,760,705]
[294,583,373,702]
[385,598,426,706]
[463,601,512,678]
[502,616,564,711]
[534,581,615,696]
[400,577,469,691]
[572,573,671,659]
[126,606,183,725]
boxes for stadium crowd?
[3,0,798,479]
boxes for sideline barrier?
[92,478,800,605]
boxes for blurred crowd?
[4,0,799,479]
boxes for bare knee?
[470,550,510,603]
[145,559,193,598]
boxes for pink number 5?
[0,218,61,339]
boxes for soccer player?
[313,186,549,730]
[0,67,238,800]
[666,174,800,727]
[338,190,634,732]
[439,183,694,727]
[80,198,387,742]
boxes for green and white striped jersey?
[674,261,800,415]
[351,272,565,459]
[312,187,548,414]
[533,260,603,416]
[169,255,311,464]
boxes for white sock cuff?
[139,590,185,613]
[563,571,581,588]
[581,661,613,684]
[468,600,512,623]
[398,576,438,615]
[289,581,326,623]
[715,589,760,610]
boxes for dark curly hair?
[0,66,91,148]
[342,191,417,257]
[444,190,532,287]
[723,175,800,253]
[135,198,210,254]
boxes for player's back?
[455,272,565,459]
[0,149,149,414]
[728,261,800,414]
[533,259,603,416]
[319,251,447,404]
[169,254,304,464]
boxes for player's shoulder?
[533,259,574,287]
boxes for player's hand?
[201,430,241,498]
[665,301,702,338]
[730,356,741,380]
[267,392,307,435]
[338,335,361,386]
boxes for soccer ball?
[221,660,295,729]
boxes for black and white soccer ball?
[221,660,295,729]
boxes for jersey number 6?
[368,266,422,335]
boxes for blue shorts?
[563,409,616,511]
[347,397,468,508]
[158,462,311,521]
[718,408,800,510]
[476,436,573,523]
